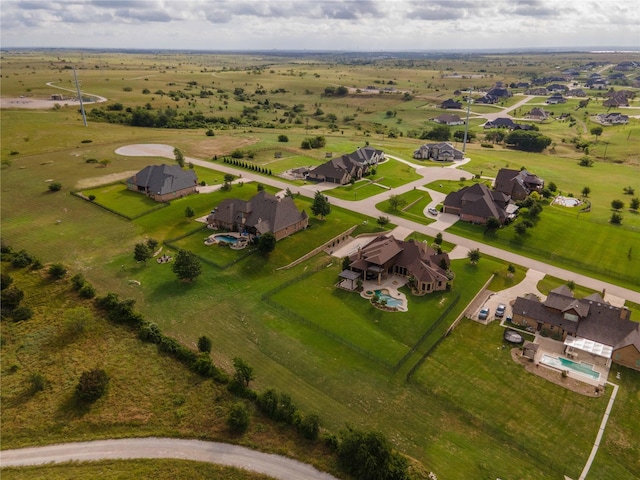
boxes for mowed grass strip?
[1,459,275,480]
[81,183,165,218]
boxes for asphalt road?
[0,438,339,480]
[115,144,640,304]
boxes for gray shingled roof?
[128,164,197,195]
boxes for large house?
[343,235,450,295]
[596,112,629,125]
[206,191,308,241]
[443,183,515,224]
[526,107,549,121]
[512,286,640,371]
[307,146,384,185]
[484,117,516,129]
[413,142,464,161]
[126,164,198,202]
[494,168,544,201]
[546,93,567,104]
[440,98,462,109]
[433,113,464,126]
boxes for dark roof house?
[345,234,450,295]
[494,168,544,201]
[512,286,640,371]
[206,191,308,241]
[484,117,516,129]
[307,146,384,185]
[443,183,514,224]
[126,164,198,202]
[440,99,462,109]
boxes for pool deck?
[360,275,409,312]
[532,336,610,387]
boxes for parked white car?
[428,207,438,216]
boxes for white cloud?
[1,0,638,50]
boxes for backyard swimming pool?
[374,289,404,308]
[213,234,239,244]
[553,196,582,207]
[540,354,600,380]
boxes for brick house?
[443,183,515,224]
[126,164,198,202]
[512,286,640,371]
[494,168,544,201]
[206,191,308,241]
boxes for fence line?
[392,293,460,373]
[262,263,394,371]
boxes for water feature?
[374,289,403,308]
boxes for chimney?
[620,307,630,320]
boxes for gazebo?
[338,270,361,290]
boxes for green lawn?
[81,183,167,219]
[376,189,436,227]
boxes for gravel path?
[0,438,338,480]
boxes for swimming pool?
[374,289,403,308]
[213,234,239,244]
[554,196,581,207]
[540,354,600,380]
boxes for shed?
[522,341,539,361]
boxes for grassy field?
[375,188,437,226]
[1,460,275,480]
[2,50,640,480]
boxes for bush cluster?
[95,292,228,383]
[222,157,272,175]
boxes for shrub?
[1,286,24,314]
[12,306,33,322]
[71,273,85,290]
[85,158,98,163]
[138,322,163,344]
[79,283,96,299]
[11,250,33,268]
[76,369,109,403]
[29,372,47,393]
[48,263,67,280]
[197,335,212,353]
[88,194,96,201]
[278,134,289,142]
[297,412,320,440]
[80,139,93,144]
[48,182,62,192]
[205,129,215,136]
[1,272,13,290]
[227,402,250,433]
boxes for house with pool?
[340,234,451,295]
[512,285,640,373]
[206,191,308,241]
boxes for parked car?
[479,308,489,320]
[495,304,506,317]
[427,207,438,216]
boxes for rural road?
[115,144,640,304]
[0,438,339,480]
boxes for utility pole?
[73,66,87,127]
[462,88,472,154]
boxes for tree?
[197,335,212,353]
[297,412,320,440]
[630,197,640,211]
[434,232,443,245]
[377,216,390,227]
[1,286,24,316]
[578,156,594,167]
[284,187,295,198]
[172,249,202,282]
[590,126,603,142]
[76,368,109,403]
[311,191,331,218]
[467,248,481,265]
[146,238,159,252]
[611,199,624,211]
[514,222,528,236]
[425,125,451,141]
[223,173,235,183]
[99,159,111,168]
[388,194,406,212]
[610,212,623,224]
[233,357,255,387]
[174,147,185,168]
[548,181,557,192]
[485,216,501,232]
[227,402,250,433]
[581,186,591,198]
[133,243,152,263]
[185,206,195,218]
[338,428,409,480]
[623,186,636,195]
[48,182,62,192]
[507,264,516,276]
[48,263,67,280]
[256,183,265,192]
[277,134,289,142]
[504,131,552,152]
[257,232,276,255]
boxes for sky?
[1,0,639,52]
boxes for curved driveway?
[115,144,639,303]
[0,438,338,480]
